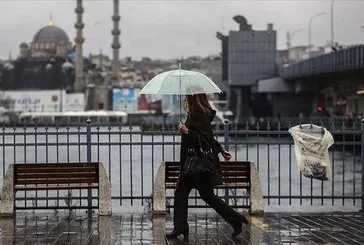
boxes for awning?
[256,77,292,93]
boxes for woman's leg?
[173,175,193,232]
[195,175,248,227]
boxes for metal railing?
[0,118,362,213]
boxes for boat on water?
[6,99,235,128]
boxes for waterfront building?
[0,18,75,91]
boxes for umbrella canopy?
[139,68,222,95]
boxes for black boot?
[231,215,249,238]
[231,223,242,238]
[166,229,189,241]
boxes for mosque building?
[0,17,76,91]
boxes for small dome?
[33,25,69,43]
[20,42,28,48]
[62,61,74,69]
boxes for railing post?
[224,121,230,204]
[361,119,364,213]
[86,119,92,215]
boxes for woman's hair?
[186,94,213,115]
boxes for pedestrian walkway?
[0,211,363,244]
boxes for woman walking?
[166,94,249,241]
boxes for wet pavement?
[0,211,363,244]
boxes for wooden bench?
[13,163,100,211]
[1,162,112,216]
[164,161,252,212]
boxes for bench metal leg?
[98,163,112,216]
[0,164,15,217]
[153,162,166,215]
[250,162,264,215]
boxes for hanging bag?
[182,134,216,175]
[289,124,334,180]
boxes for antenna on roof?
[221,14,225,34]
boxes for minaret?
[111,0,121,83]
[74,0,85,92]
[99,48,104,70]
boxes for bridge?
[256,44,364,118]
[279,45,364,81]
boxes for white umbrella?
[139,64,222,118]
[139,64,222,95]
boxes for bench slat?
[165,180,249,184]
[164,161,251,189]
[166,166,249,172]
[166,171,249,177]
[166,165,250,169]
[166,183,249,189]
[16,178,97,185]
[16,173,97,179]
[222,177,249,183]
[166,177,178,183]
[15,167,96,174]
[15,183,99,191]
[221,166,249,170]
[14,163,99,168]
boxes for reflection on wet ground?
[0,211,363,244]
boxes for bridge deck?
[0,211,363,244]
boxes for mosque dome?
[33,24,69,44]
[29,18,72,55]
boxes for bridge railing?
[0,118,362,213]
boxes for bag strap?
[197,134,213,153]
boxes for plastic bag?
[288,124,334,180]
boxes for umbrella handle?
[179,63,182,121]
[179,95,182,121]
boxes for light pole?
[92,21,103,69]
[286,28,303,62]
[330,0,336,46]
[308,12,327,57]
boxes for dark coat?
[179,110,224,187]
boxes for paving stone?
[0,211,363,244]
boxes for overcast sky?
[0,0,363,60]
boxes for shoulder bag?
[182,134,216,175]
